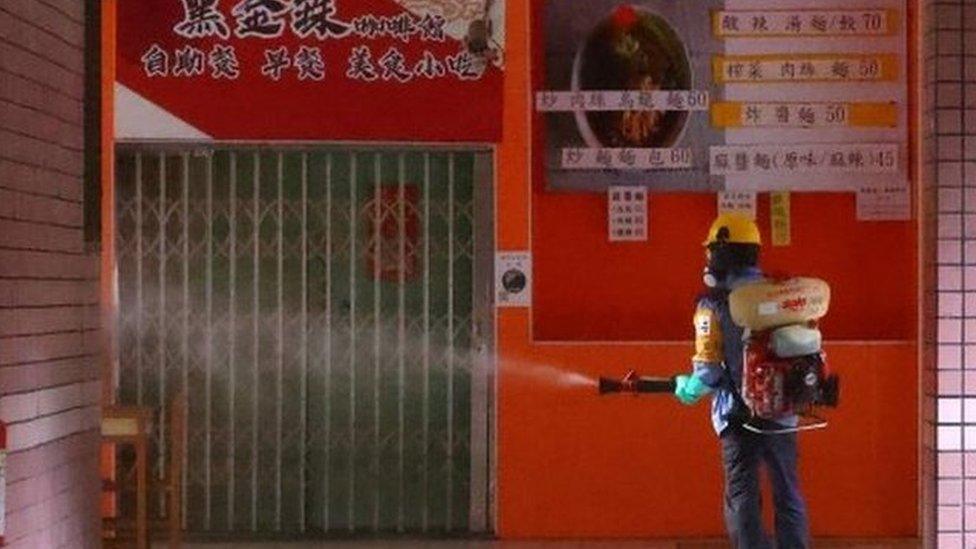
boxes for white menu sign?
[857,184,911,220]
[718,191,758,219]
[608,186,648,242]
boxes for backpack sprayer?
[598,278,841,434]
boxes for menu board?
[536,0,908,195]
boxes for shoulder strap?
[722,360,752,427]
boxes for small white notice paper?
[496,251,532,307]
[718,191,757,219]
[856,184,911,221]
[608,186,648,242]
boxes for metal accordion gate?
[113,145,495,535]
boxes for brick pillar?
[0,1,102,547]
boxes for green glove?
[674,375,710,405]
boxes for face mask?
[708,244,734,272]
[704,247,727,288]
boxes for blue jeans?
[721,426,809,549]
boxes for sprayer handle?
[635,376,677,393]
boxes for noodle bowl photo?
[572,4,692,149]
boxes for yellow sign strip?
[713,54,900,84]
[711,102,742,128]
[849,102,899,127]
[710,102,898,128]
[770,192,791,247]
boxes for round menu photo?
[574,4,692,149]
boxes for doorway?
[113,145,495,535]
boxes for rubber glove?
[674,374,710,405]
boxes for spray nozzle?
[598,369,637,394]
[598,370,677,395]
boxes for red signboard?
[116,0,504,141]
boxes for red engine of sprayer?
[742,331,838,420]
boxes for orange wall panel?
[498,308,917,537]
[532,190,917,341]
[496,0,919,539]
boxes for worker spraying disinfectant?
[599,213,839,549]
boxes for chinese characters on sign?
[714,55,895,83]
[232,0,290,39]
[118,0,504,142]
[147,0,484,83]
[711,102,898,129]
[351,12,448,42]
[294,45,326,80]
[143,44,483,83]
[562,148,693,170]
[152,43,243,78]
[709,144,898,176]
[538,0,907,200]
[535,90,710,112]
[292,0,351,40]
[174,0,231,39]
[713,10,892,37]
[261,45,291,79]
[856,184,911,220]
[740,103,845,128]
[608,187,648,242]
[770,192,791,246]
[175,0,447,41]
[718,191,757,219]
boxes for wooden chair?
[101,391,185,548]
[163,391,185,549]
[101,406,151,549]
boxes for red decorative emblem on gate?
[363,185,419,281]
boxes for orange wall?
[533,192,917,341]
[496,0,918,539]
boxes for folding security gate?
[113,145,494,535]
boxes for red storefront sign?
[116,0,504,141]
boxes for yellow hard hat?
[703,213,762,247]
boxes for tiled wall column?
[930,1,976,547]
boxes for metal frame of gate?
[113,143,495,536]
